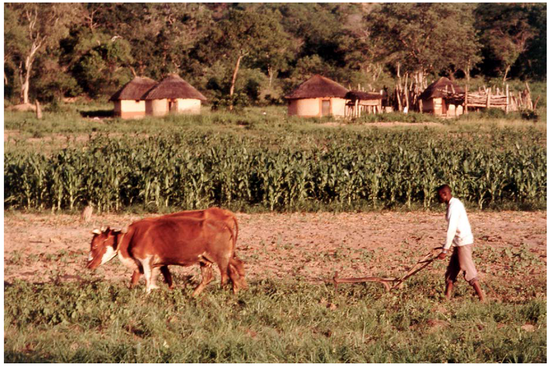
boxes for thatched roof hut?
[109,76,157,119]
[420,77,464,116]
[142,74,207,116]
[143,74,207,102]
[286,75,348,100]
[419,77,464,99]
[285,75,349,117]
[109,76,157,102]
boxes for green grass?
[4,273,546,363]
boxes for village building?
[419,77,465,117]
[344,90,385,118]
[143,74,207,116]
[109,76,157,119]
[285,75,349,117]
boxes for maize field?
[4,128,546,212]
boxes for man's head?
[437,184,453,204]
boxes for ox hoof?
[145,285,160,294]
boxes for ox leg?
[230,257,248,291]
[130,269,142,289]
[160,266,174,289]
[142,258,160,294]
[217,257,231,288]
[228,265,241,294]
[192,263,213,297]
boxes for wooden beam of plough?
[332,271,397,292]
[332,248,440,293]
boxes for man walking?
[436,184,485,302]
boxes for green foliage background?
[4,3,546,106]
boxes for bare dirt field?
[4,211,546,296]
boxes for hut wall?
[433,98,444,115]
[422,99,434,113]
[117,100,147,119]
[146,99,169,117]
[174,98,201,114]
[288,98,320,117]
[421,98,445,115]
[330,98,346,117]
[288,98,346,117]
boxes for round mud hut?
[109,76,157,119]
[419,77,465,116]
[143,74,207,116]
[285,75,349,117]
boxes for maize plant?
[4,128,546,212]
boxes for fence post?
[505,84,509,114]
[464,85,468,114]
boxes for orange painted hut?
[143,74,207,116]
[109,76,157,119]
[285,75,349,117]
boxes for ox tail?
[226,213,245,281]
[232,215,239,253]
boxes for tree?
[4,3,80,104]
[519,4,547,80]
[72,37,134,97]
[476,3,542,82]
[367,3,482,85]
[203,6,292,109]
[440,4,482,82]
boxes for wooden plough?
[332,247,441,292]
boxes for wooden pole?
[464,85,468,114]
[396,86,402,112]
[35,100,42,119]
[486,88,491,109]
[505,84,509,114]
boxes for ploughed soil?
[4,211,546,296]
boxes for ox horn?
[91,229,101,235]
[121,226,128,234]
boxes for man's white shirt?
[444,197,474,250]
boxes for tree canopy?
[3,3,546,106]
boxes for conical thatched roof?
[419,77,464,100]
[109,77,157,101]
[285,75,349,99]
[143,74,207,101]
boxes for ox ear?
[92,229,101,235]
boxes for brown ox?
[130,207,241,289]
[87,216,247,296]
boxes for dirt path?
[4,211,546,290]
